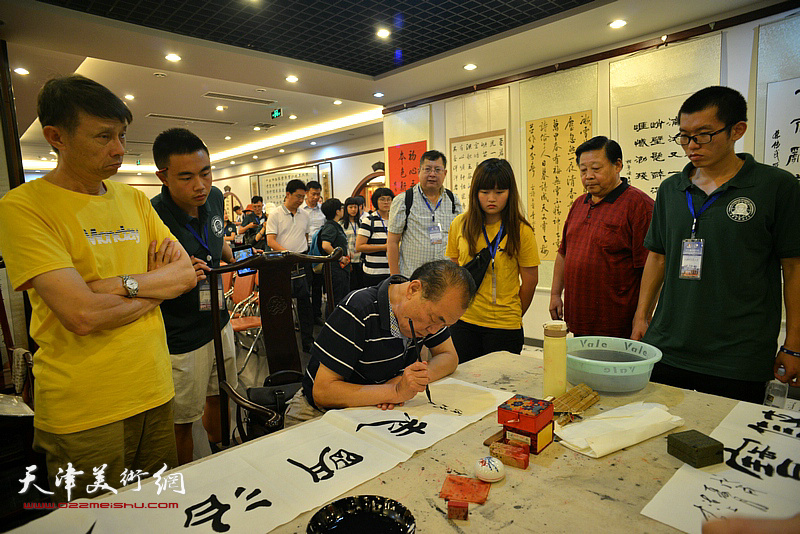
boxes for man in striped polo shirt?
[285,260,476,425]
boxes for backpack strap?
[402,187,414,233]
[445,188,456,213]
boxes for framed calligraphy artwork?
[449,130,506,210]
[388,140,427,194]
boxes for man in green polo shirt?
[151,128,237,464]
[632,86,800,402]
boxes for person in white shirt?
[302,180,326,324]
[266,179,314,352]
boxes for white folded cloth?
[555,402,683,458]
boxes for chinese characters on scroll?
[448,130,506,210]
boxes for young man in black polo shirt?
[151,128,237,464]
[285,260,476,426]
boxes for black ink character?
[356,413,427,436]
[287,447,364,483]
[184,488,273,532]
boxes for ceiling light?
[253,126,261,131]
[49,150,56,155]
[373,92,384,98]
[165,53,181,62]
[310,141,317,145]
[14,68,29,75]
[230,161,236,165]
[661,35,668,42]
[289,114,297,120]
[463,63,477,71]
[279,149,285,153]
[216,105,226,111]
[40,157,48,161]
[153,72,167,78]
[224,136,231,140]
[609,19,627,29]
[125,94,135,101]
[252,155,258,159]
[376,28,391,39]
[285,75,298,83]
[211,165,216,169]
[137,172,142,176]
[333,100,342,105]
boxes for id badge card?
[199,278,226,311]
[679,238,704,280]
[428,223,443,245]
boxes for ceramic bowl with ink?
[566,336,662,393]
[307,495,415,534]
[475,456,505,482]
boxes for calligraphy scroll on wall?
[526,111,592,261]
[617,94,689,198]
[388,140,427,194]
[257,164,332,208]
[449,130,506,210]
[765,77,800,178]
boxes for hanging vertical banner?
[616,94,689,198]
[526,111,591,261]
[765,77,800,178]
[449,129,506,210]
[388,140,427,194]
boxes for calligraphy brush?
[408,319,433,404]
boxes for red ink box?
[503,420,554,455]
[497,395,553,434]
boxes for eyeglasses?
[673,126,729,146]
[420,166,445,174]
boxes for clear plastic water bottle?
[764,366,788,409]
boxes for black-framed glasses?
[672,126,730,146]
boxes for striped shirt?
[302,276,451,408]
[339,219,361,263]
[358,212,389,275]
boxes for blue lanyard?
[420,186,442,221]
[482,224,504,260]
[185,221,211,257]
[686,189,723,238]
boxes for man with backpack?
[387,150,462,277]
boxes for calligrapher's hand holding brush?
[409,319,433,404]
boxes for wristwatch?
[119,275,138,298]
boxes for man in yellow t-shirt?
[0,75,196,502]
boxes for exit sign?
[270,108,282,119]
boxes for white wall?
[212,133,383,205]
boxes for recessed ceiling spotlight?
[137,172,142,176]
[609,19,627,29]
[661,35,668,42]
[373,92,384,98]
[165,53,181,62]
[224,136,231,140]
[252,155,258,159]
[216,105,226,111]
[253,126,261,131]
[211,165,216,169]
[14,67,29,75]
[124,94,135,101]
[40,157,48,161]
[289,114,297,120]
[285,75,298,83]
[49,150,56,155]
[333,100,342,105]
[463,63,477,71]
[310,141,317,145]
[230,160,236,165]
[279,149,285,153]
[376,28,390,39]
[153,72,167,78]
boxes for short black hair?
[152,128,209,170]
[352,195,366,206]
[575,136,623,165]
[286,179,306,194]
[410,260,477,310]
[233,205,241,212]
[251,195,263,203]
[321,198,343,220]
[420,150,447,168]
[679,86,748,127]
[371,187,395,208]
[38,74,132,134]
[306,180,322,191]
